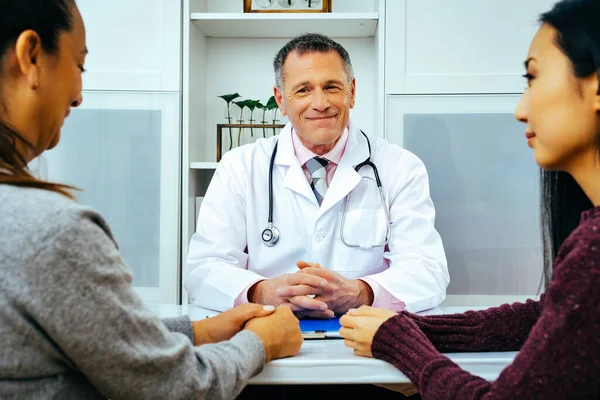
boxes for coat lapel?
[274,122,372,210]
[319,124,370,215]
[275,123,318,205]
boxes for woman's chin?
[46,132,61,150]
[534,151,562,171]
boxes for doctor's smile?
[306,114,337,120]
[305,114,338,126]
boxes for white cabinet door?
[78,0,181,91]
[385,0,556,94]
[44,92,181,304]
[386,95,542,297]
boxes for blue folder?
[299,317,342,339]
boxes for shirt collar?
[292,126,349,167]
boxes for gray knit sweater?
[0,184,265,399]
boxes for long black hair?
[0,0,76,197]
[538,0,600,286]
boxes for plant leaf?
[266,96,278,110]
[246,100,260,111]
[218,93,241,103]
[233,99,249,109]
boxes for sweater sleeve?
[371,223,600,400]
[162,316,195,342]
[24,208,265,400]
[407,297,543,352]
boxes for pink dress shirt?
[235,127,405,312]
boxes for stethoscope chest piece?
[261,223,280,247]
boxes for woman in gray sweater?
[0,1,303,399]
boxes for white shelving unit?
[181,0,385,303]
[190,12,379,38]
[189,162,219,169]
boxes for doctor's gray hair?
[273,33,355,90]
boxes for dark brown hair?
[0,0,77,198]
[538,0,600,287]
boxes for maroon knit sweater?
[372,207,600,399]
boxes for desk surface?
[146,304,516,385]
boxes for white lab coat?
[185,121,449,312]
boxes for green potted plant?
[266,96,280,137]
[233,99,249,147]
[257,101,268,138]
[245,100,260,138]
[218,93,240,150]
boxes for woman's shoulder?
[1,183,76,210]
[554,206,600,276]
[0,185,115,246]
[567,206,600,247]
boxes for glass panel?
[403,113,542,295]
[45,109,162,287]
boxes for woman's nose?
[514,92,528,123]
[71,94,83,108]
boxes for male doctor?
[185,33,449,318]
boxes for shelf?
[190,162,219,170]
[190,12,378,38]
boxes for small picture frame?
[244,0,331,13]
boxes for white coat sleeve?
[184,155,265,311]
[363,152,449,313]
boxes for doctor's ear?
[273,85,287,117]
[349,78,356,109]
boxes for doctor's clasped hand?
[248,263,334,319]
[279,261,375,316]
[260,261,375,317]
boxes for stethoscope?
[261,130,391,249]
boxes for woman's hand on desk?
[244,307,303,363]
[339,306,397,357]
[191,303,276,346]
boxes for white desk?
[146,304,516,385]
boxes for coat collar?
[274,120,371,214]
[275,120,369,167]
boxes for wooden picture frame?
[244,0,331,13]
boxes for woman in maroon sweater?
[340,0,600,398]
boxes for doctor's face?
[274,50,356,155]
